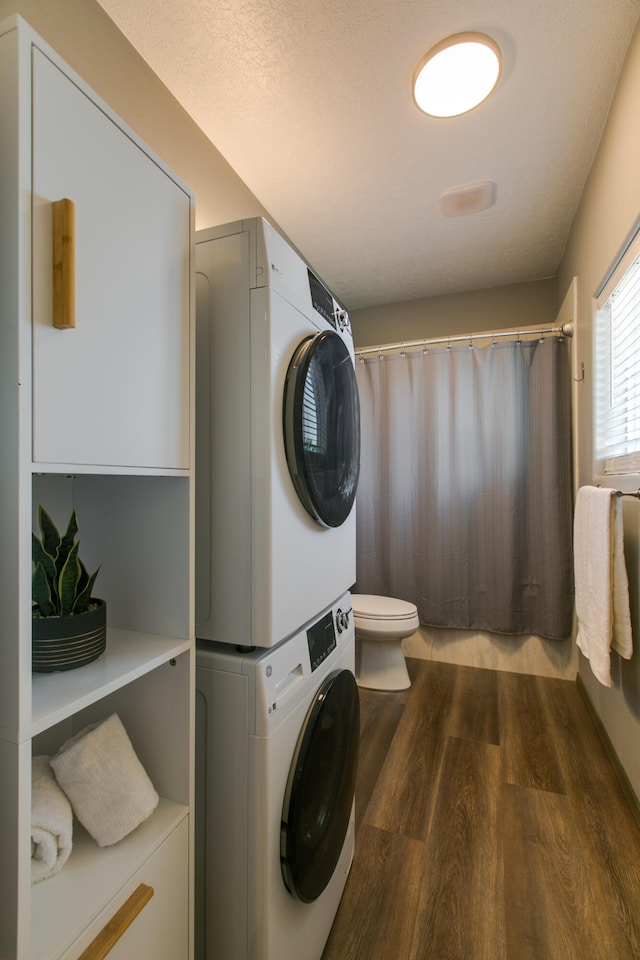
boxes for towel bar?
[594,485,640,499]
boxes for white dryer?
[195,593,358,960]
[195,218,360,648]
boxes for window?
[595,223,640,476]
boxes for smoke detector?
[439,181,497,217]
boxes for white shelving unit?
[0,16,195,960]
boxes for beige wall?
[557,20,640,800]
[0,0,271,231]
[350,277,557,348]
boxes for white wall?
[557,19,640,799]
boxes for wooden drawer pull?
[77,883,154,960]
[52,198,76,329]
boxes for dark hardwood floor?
[322,658,640,960]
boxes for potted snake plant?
[32,506,106,672]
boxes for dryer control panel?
[307,269,350,333]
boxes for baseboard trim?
[576,673,640,830]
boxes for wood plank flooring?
[322,659,640,960]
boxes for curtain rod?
[355,321,573,358]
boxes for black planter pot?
[32,599,107,673]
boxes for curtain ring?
[400,342,405,358]
[423,340,428,356]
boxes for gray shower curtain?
[354,336,574,640]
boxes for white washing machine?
[195,593,358,960]
[195,218,360,648]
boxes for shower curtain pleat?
[354,337,574,640]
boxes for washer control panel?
[307,608,337,672]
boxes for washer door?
[281,669,360,903]
[283,331,360,527]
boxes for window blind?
[596,235,640,475]
[302,364,327,453]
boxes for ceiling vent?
[440,181,496,217]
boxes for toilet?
[351,594,420,691]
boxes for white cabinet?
[0,16,194,960]
[31,48,191,471]
[49,811,189,960]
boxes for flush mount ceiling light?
[413,32,501,118]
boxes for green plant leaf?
[32,562,56,617]
[32,532,57,597]
[60,509,79,552]
[56,508,79,576]
[38,506,61,561]
[74,564,101,614]
[76,556,90,597]
[58,541,81,617]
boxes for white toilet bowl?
[352,594,420,691]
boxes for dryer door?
[283,331,360,527]
[281,668,360,903]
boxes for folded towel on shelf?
[574,485,633,686]
[31,754,73,884]
[50,713,159,848]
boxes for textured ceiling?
[97,0,639,308]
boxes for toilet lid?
[351,594,418,621]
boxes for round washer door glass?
[281,668,360,903]
[283,331,360,527]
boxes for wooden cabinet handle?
[76,883,154,960]
[52,198,76,329]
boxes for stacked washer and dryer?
[194,218,361,960]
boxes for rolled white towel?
[51,714,159,848]
[31,755,73,884]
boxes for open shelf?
[31,630,191,738]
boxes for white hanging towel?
[574,485,633,686]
